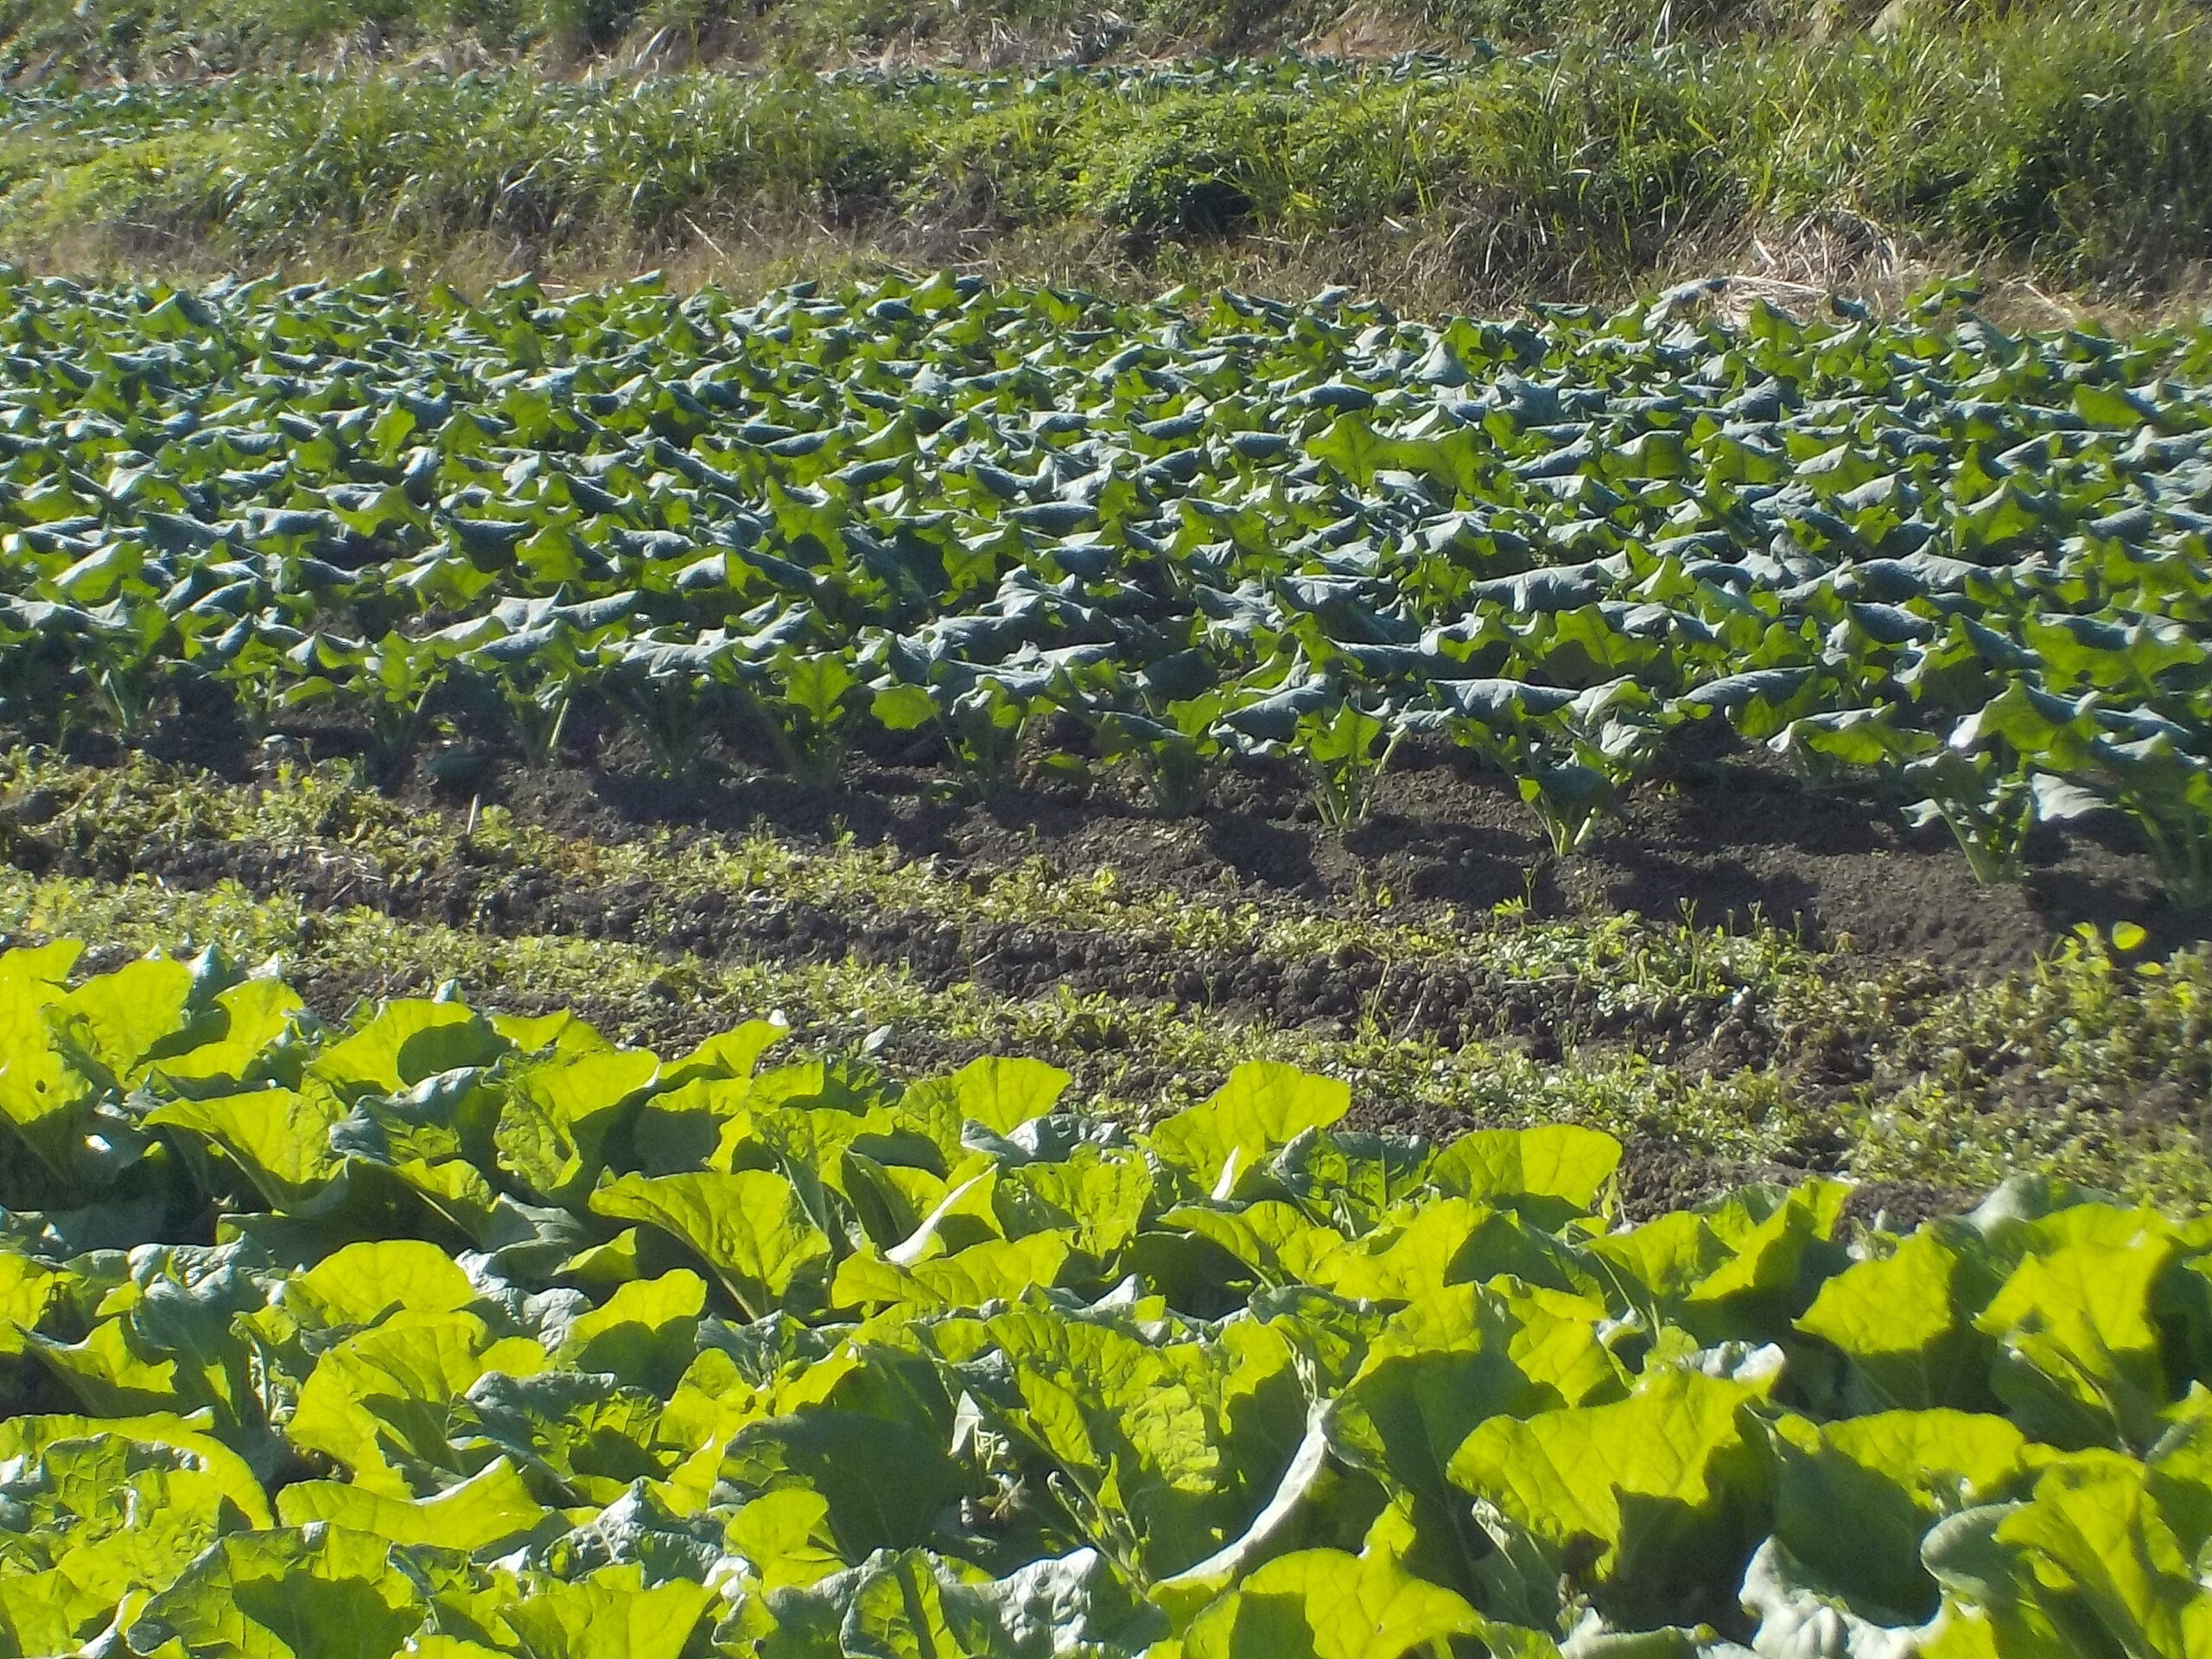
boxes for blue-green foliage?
[4,270,2212,889]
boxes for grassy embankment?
[3,0,1855,74]
[0,0,2205,313]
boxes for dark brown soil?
[118,683,2189,978]
[27,706,2203,1217]
[16,731,2181,1061]
[416,723,2188,975]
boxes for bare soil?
[25,699,2201,1218]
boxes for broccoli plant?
[0,602,86,742]
[1092,707,1215,817]
[742,649,864,785]
[1073,647,1223,817]
[1900,750,2037,886]
[1516,739,1618,857]
[945,677,1033,794]
[607,634,729,781]
[478,627,604,770]
[1440,677,1667,856]
[2090,734,2212,910]
[1768,705,1939,787]
[200,620,309,740]
[359,631,448,782]
[1295,700,1403,833]
[1916,680,2103,887]
[868,672,1040,798]
[12,598,178,741]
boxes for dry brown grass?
[18,200,2209,336]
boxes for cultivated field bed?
[1,251,2209,1656]
[1,946,2209,1659]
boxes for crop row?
[5,271,2212,894]
[0,939,2206,1657]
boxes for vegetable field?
[6,271,2212,890]
[0,941,2207,1659]
[5,259,2212,1659]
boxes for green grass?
[3,748,2207,1205]
[0,857,1846,1177]
[0,0,1875,84]
[3,5,2210,308]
